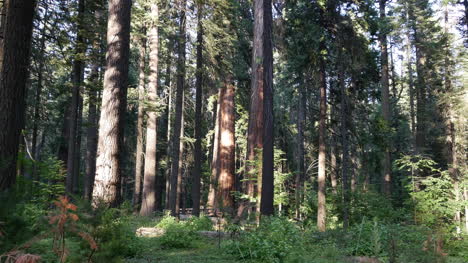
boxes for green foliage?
[89,208,141,261]
[224,216,303,262]
[396,155,457,229]
[155,215,213,248]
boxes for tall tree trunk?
[164,37,173,209]
[192,4,203,217]
[317,55,327,231]
[379,0,391,197]
[133,30,146,211]
[31,5,49,181]
[66,0,85,194]
[0,0,36,191]
[245,0,264,212]
[175,103,184,216]
[169,0,186,216]
[405,7,416,149]
[92,0,132,207]
[260,0,274,216]
[295,78,306,218]
[84,8,102,200]
[339,66,350,229]
[0,0,7,71]
[408,3,426,153]
[141,3,159,216]
[207,88,222,213]
[217,77,236,215]
[73,96,83,193]
[85,63,99,200]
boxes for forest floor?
[126,237,237,263]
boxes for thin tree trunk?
[339,64,350,229]
[192,3,203,217]
[66,0,86,194]
[317,55,327,231]
[295,77,306,218]
[92,0,132,207]
[405,7,416,148]
[207,88,222,213]
[133,31,146,211]
[84,63,99,200]
[260,0,274,216]
[73,95,83,193]
[379,0,391,197]
[164,38,173,210]
[31,5,49,181]
[175,103,184,216]
[141,3,159,216]
[0,0,36,191]
[169,0,186,216]
[84,8,102,200]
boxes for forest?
[0,0,467,262]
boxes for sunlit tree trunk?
[317,54,327,231]
[217,77,236,215]
[169,0,186,216]
[192,3,203,217]
[141,2,159,216]
[260,0,274,216]
[133,31,146,211]
[207,88,221,213]
[0,0,36,191]
[92,0,132,207]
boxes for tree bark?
[134,31,146,211]
[295,77,306,218]
[66,0,86,194]
[317,55,327,231]
[217,77,236,215]
[92,0,132,207]
[339,65,350,229]
[169,0,186,216]
[192,3,203,217]
[260,0,274,216]
[0,0,36,191]
[175,103,184,216]
[141,3,159,216]
[379,0,391,197]
[207,88,222,213]
[164,37,173,210]
[31,4,49,181]
[245,0,264,211]
[84,8,103,200]
[85,64,99,200]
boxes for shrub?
[90,208,141,261]
[155,215,206,248]
[224,216,303,262]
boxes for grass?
[126,237,238,263]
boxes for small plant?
[224,216,303,262]
[48,196,97,262]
